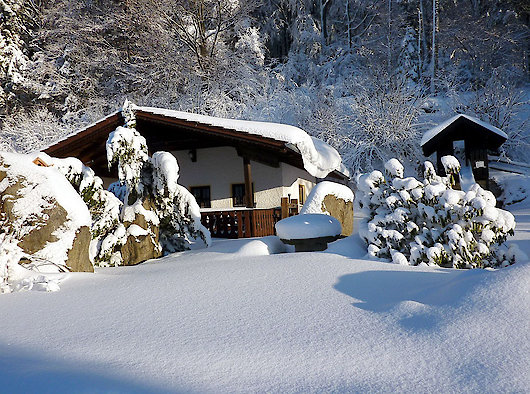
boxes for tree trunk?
[320,0,331,46]
[388,0,392,71]
[431,0,437,94]
[346,0,351,50]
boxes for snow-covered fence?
[201,208,281,238]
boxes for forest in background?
[1,0,529,175]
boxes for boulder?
[321,194,354,236]
[300,181,354,236]
[0,153,93,272]
[67,226,93,272]
[120,198,162,265]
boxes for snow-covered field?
[1,198,529,393]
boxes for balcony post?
[243,157,254,208]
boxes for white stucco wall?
[173,146,315,210]
[281,163,316,205]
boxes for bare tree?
[153,0,256,72]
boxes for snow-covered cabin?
[421,114,507,188]
[45,106,349,238]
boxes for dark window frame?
[190,185,211,208]
[231,183,254,207]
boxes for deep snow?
[1,172,530,392]
[1,200,529,392]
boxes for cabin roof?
[421,114,508,157]
[44,106,349,180]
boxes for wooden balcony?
[201,208,283,238]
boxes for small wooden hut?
[421,114,507,188]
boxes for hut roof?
[421,114,508,157]
[44,106,349,180]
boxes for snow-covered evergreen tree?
[106,101,211,259]
[357,157,524,269]
[44,154,124,266]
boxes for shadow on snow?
[0,344,189,394]
[333,268,490,331]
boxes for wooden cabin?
[421,114,507,188]
[44,106,349,238]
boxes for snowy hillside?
[1,200,529,392]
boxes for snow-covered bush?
[0,107,70,153]
[106,125,149,204]
[41,154,124,266]
[106,102,211,258]
[150,151,211,253]
[357,157,524,269]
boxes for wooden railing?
[201,208,282,238]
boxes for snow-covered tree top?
[420,114,508,147]
[135,105,349,179]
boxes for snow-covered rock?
[0,152,93,292]
[300,181,354,236]
[121,198,162,266]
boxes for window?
[232,183,254,207]
[299,184,306,204]
[190,186,211,208]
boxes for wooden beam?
[236,147,280,168]
[45,112,122,157]
[243,157,254,208]
[136,111,287,149]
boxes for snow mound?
[1,235,529,391]
[136,105,347,179]
[233,237,289,256]
[493,172,529,206]
[300,181,354,215]
[275,214,342,240]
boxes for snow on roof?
[421,114,508,147]
[136,106,349,179]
